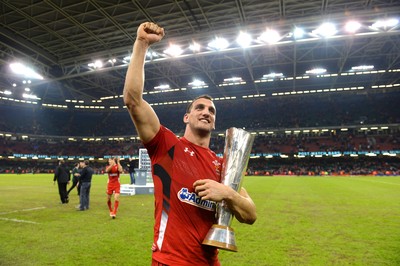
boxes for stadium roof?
[1,0,399,107]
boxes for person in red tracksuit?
[105,157,123,219]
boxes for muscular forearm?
[123,40,148,107]
[193,179,257,224]
[224,187,257,224]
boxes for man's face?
[184,98,216,133]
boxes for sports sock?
[107,200,112,212]
[114,200,119,214]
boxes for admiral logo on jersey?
[177,188,216,211]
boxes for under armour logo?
[184,147,195,156]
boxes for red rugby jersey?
[107,164,120,185]
[145,126,222,266]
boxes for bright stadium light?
[345,21,362,33]
[22,93,40,100]
[263,73,284,79]
[9,62,44,80]
[371,18,399,29]
[223,77,242,83]
[189,42,201,52]
[188,79,206,87]
[154,84,170,90]
[146,50,159,59]
[208,37,229,50]
[293,27,305,39]
[88,60,103,69]
[258,29,281,44]
[122,56,131,63]
[236,31,252,48]
[312,22,337,37]
[306,68,327,75]
[351,65,374,71]
[164,44,183,57]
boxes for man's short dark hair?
[84,160,89,165]
[185,94,213,113]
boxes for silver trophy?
[202,127,255,252]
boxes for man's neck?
[183,128,211,148]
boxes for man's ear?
[183,113,189,124]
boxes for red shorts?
[107,183,120,194]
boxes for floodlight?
[293,27,305,39]
[371,18,399,29]
[345,21,362,33]
[188,80,206,87]
[312,23,337,37]
[189,42,201,52]
[123,56,131,63]
[154,84,170,90]
[24,88,30,92]
[258,29,281,44]
[236,32,252,48]
[208,37,229,50]
[9,62,44,80]
[4,90,12,95]
[22,93,40,100]
[146,50,159,59]
[223,77,242,82]
[351,65,374,71]
[306,68,327,74]
[164,44,183,57]
[88,60,103,69]
[263,73,284,79]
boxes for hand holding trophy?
[202,127,255,252]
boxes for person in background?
[53,160,70,204]
[127,157,136,184]
[67,162,81,197]
[77,160,94,211]
[123,22,257,265]
[105,157,123,218]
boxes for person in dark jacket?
[67,162,81,196]
[127,157,136,184]
[77,160,94,211]
[53,160,70,204]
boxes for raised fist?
[137,22,165,45]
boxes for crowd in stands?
[1,91,400,137]
[1,91,399,175]
[1,130,399,175]
[247,157,400,176]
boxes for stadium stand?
[1,90,399,175]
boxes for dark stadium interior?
[1,1,399,174]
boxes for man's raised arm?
[123,22,165,144]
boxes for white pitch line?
[0,217,39,224]
[0,206,46,216]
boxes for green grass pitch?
[1,174,399,265]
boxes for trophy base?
[202,224,238,252]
